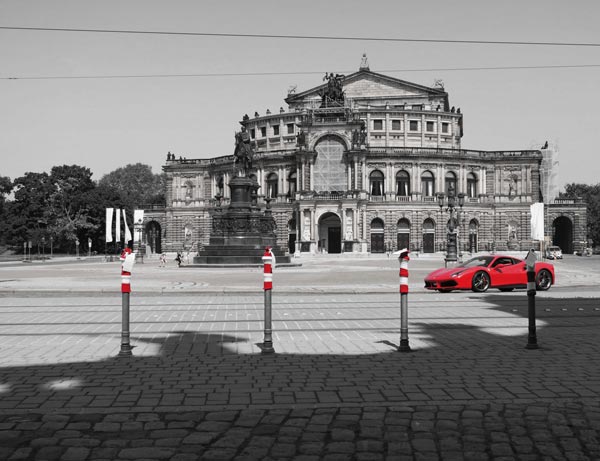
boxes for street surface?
[0,253,599,460]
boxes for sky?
[1,0,599,190]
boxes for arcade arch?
[318,212,342,254]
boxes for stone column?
[347,162,352,191]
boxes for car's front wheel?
[536,269,552,291]
[472,271,490,293]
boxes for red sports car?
[424,254,555,293]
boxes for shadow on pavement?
[0,296,599,459]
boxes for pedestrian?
[175,252,182,268]
[159,253,166,267]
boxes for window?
[370,170,384,196]
[273,125,280,136]
[288,171,297,197]
[467,172,478,198]
[287,123,295,134]
[392,120,401,131]
[250,129,255,139]
[216,176,224,197]
[442,122,449,134]
[260,126,267,137]
[421,171,435,197]
[396,170,410,196]
[373,119,384,130]
[266,173,278,198]
[409,120,419,131]
[445,171,457,196]
[426,121,435,132]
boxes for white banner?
[105,208,114,243]
[133,209,144,242]
[115,209,121,242]
[530,203,545,241]
[123,210,132,243]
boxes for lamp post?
[437,192,465,267]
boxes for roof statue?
[319,72,345,108]
[359,53,370,71]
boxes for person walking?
[175,252,182,268]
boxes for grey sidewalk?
[0,256,599,460]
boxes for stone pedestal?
[194,176,290,265]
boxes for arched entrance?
[422,218,435,253]
[287,218,296,254]
[397,218,410,251]
[370,218,385,253]
[318,212,341,254]
[145,221,162,254]
[552,216,573,253]
[468,219,479,253]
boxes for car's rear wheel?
[536,269,552,291]
[472,271,490,293]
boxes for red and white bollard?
[261,247,275,354]
[398,248,411,352]
[119,247,135,357]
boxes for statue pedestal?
[194,176,290,265]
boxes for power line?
[1,26,600,47]
[3,64,600,81]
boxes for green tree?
[0,175,13,247]
[47,165,97,251]
[98,163,165,212]
[561,183,600,246]
[5,172,54,250]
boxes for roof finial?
[360,53,369,71]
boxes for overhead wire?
[1,26,600,47]
[2,64,600,81]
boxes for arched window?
[421,171,435,197]
[370,170,384,196]
[216,176,224,197]
[396,170,410,196]
[467,172,478,198]
[445,171,457,196]
[288,171,297,197]
[266,173,278,198]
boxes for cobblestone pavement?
[0,256,599,460]
[1,401,599,461]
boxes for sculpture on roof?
[320,72,345,108]
[233,126,254,176]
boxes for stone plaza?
[0,253,599,460]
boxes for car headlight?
[451,271,464,278]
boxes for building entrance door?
[318,212,341,254]
[422,218,435,253]
[371,233,384,253]
[328,228,341,253]
[397,233,410,251]
[423,233,434,253]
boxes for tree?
[98,163,165,212]
[47,165,97,251]
[4,172,54,249]
[0,175,13,247]
[561,183,600,246]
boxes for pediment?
[286,70,446,105]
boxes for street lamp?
[438,192,465,267]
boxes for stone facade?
[144,64,587,257]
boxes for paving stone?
[118,447,175,459]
